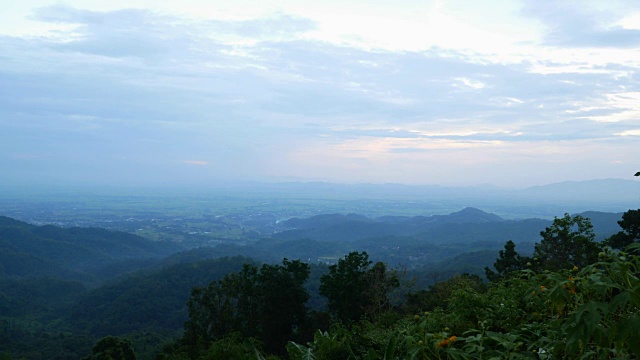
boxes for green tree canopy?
[181,259,310,356]
[604,209,640,251]
[533,213,600,271]
[320,252,372,323]
[83,336,136,360]
[319,251,399,324]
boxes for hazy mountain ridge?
[0,206,624,282]
[204,178,640,202]
[274,208,520,244]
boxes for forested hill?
[0,216,181,284]
[273,208,621,244]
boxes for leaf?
[609,291,630,311]
[616,314,640,356]
[383,336,397,360]
[364,348,377,360]
[243,338,266,360]
[286,341,315,360]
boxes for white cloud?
[616,129,640,136]
[184,160,209,166]
[454,77,486,89]
[579,92,640,123]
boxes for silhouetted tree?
[533,213,600,271]
[320,252,399,324]
[604,209,640,251]
[257,259,310,354]
[83,336,136,360]
[182,259,310,356]
[485,240,529,282]
[320,252,372,323]
[364,261,400,320]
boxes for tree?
[319,252,399,323]
[405,273,485,313]
[182,259,310,356]
[320,252,372,323]
[364,261,400,320]
[83,336,136,360]
[485,240,529,282]
[533,213,600,271]
[257,259,310,354]
[604,209,640,251]
[182,278,248,357]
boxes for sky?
[1,0,640,189]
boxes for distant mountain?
[207,178,640,201]
[423,207,504,224]
[282,213,375,229]
[266,208,627,268]
[519,179,640,204]
[275,208,505,243]
[197,179,640,219]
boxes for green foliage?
[0,217,178,283]
[180,259,311,357]
[70,256,252,337]
[405,273,485,315]
[364,262,401,321]
[484,240,528,282]
[319,252,399,324]
[533,213,601,271]
[320,252,373,323]
[604,208,640,250]
[288,242,640,359]
[205,335,250,360]
[83,336,136,360]
[0,277,85,317]
[258,259,311,353]
[0,210,633,360]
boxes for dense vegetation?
[0,208,638,359]
[155,211,640,359]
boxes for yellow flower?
[573,265,579,271]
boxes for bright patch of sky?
[1,0,639,188]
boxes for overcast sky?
[2,0,640,188]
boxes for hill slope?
[0,216,181,283]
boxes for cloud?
[29,5,316,59]
[0,3,639,187]
[184,160,209,166]
[522,0,640,48]
[616,129,640,136]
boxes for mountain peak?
[446,207,503,223]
